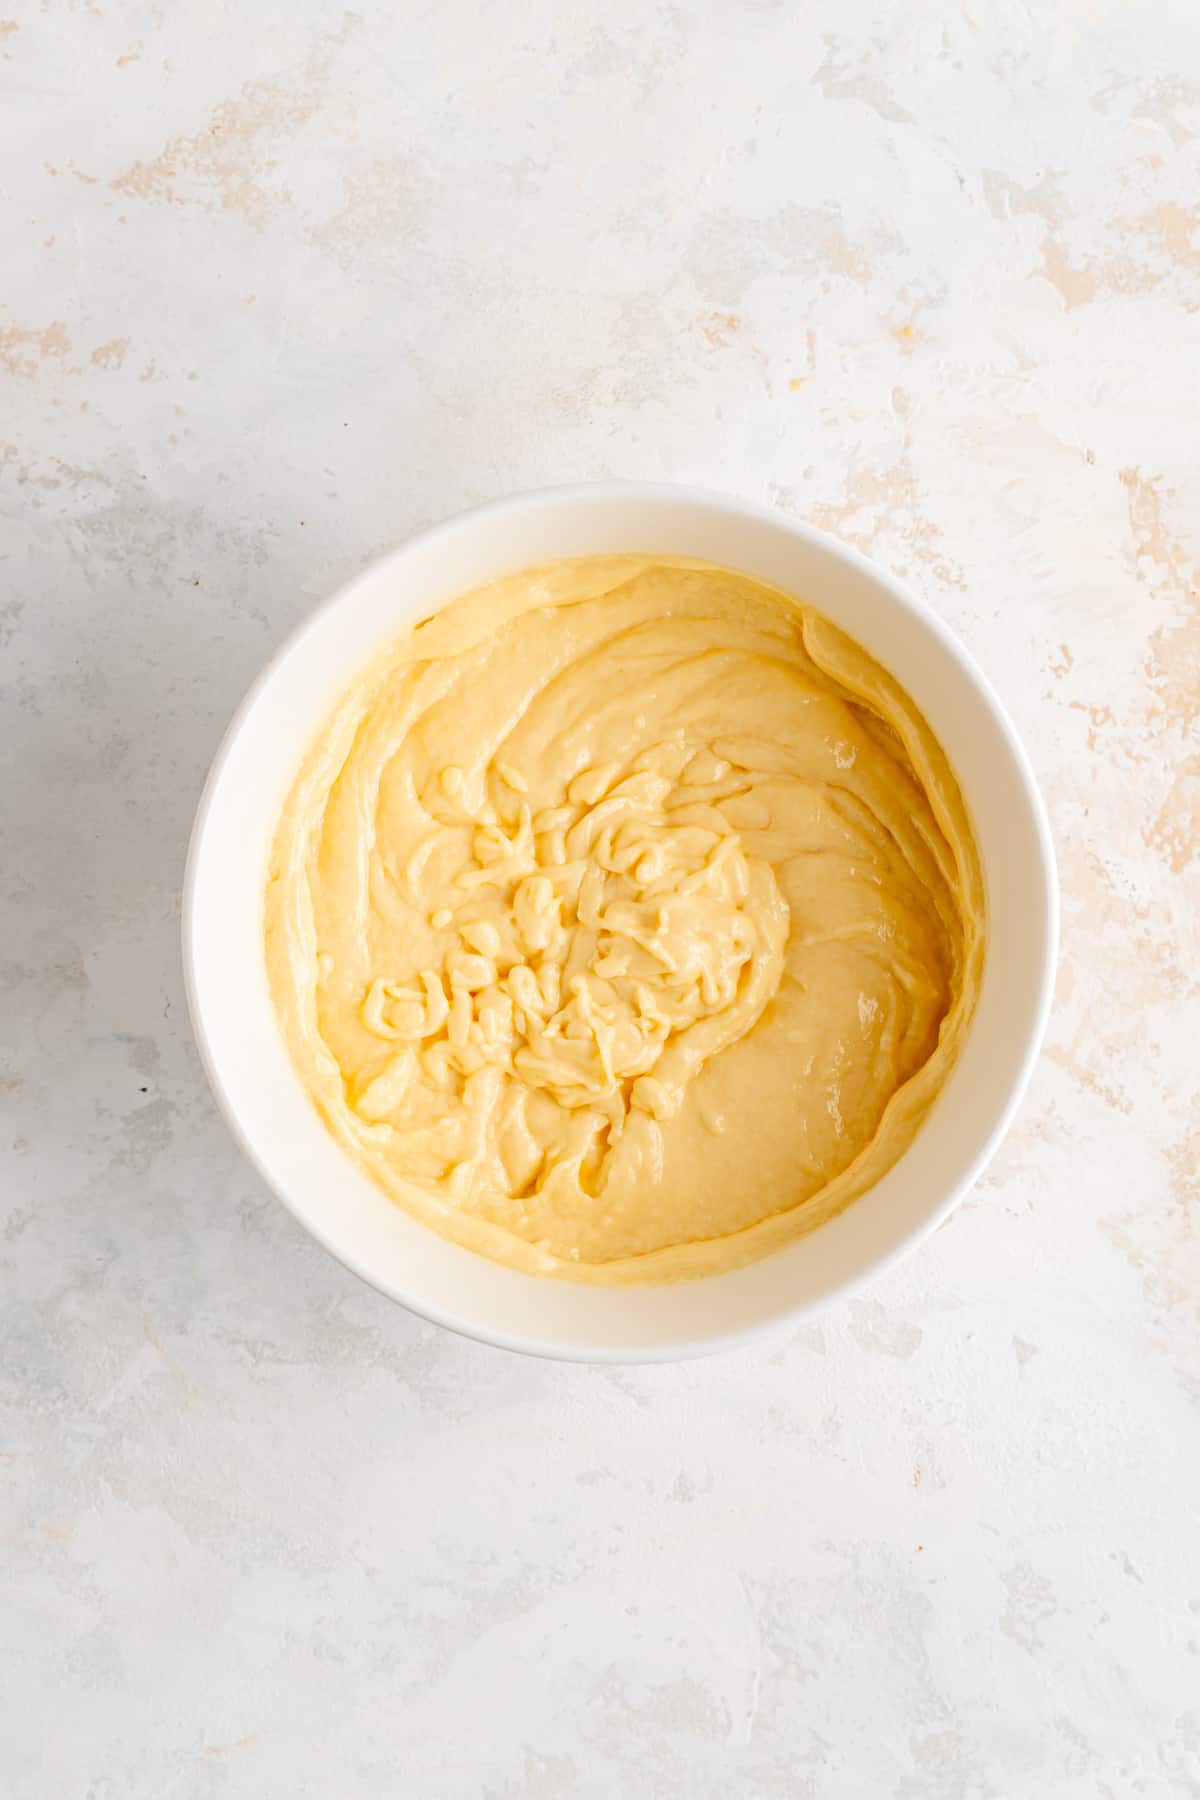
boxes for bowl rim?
[182,480,1059,1362]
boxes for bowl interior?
[184,486,1055,1361]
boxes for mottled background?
[2,1,1198,1795]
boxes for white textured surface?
[3,3,1198,1795]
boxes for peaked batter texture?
[265,556,985,1283]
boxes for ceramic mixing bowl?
[183,483,1057,1362]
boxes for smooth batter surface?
[265,557,985,1283]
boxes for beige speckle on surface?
[90,336,130,370]
[3,2,1199,1797]
[0,319,70,379]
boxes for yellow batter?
[265,556,984,1283]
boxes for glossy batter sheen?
[265,557,985,1283]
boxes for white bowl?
[183,483,1057,1362]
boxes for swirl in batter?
[265,556,984,1282]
